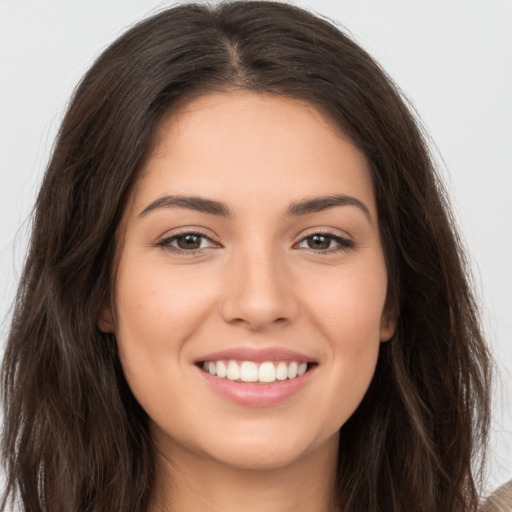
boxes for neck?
[148,433,339,512]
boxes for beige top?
[481,480,512,512]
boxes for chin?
[210,444,306,471]
[194,426,339,473]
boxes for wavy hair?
[1,2,491,511]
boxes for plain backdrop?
[1,0,511,493]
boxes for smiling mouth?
[198,360,317,384]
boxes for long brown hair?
[1,2,491,511]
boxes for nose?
[219,246,298,331]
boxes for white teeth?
[287,361,298,379]
[216,361,227,378]
[203,359,311,383]
[226,360,240,380]
[276,362,288,381]
[240,361,258,382]
[258,362,276,383]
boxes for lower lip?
[198,366,315,407]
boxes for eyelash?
[156,231,354,255]
[156,231,217,255]
[295,232,354,253]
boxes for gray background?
[1,0,511,492]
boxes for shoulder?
[481,480,512,512]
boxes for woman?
[1,2,492,511]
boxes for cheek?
[302,259,388,344]
[112,257,217,401]
[114,258,216,346]
[298,261,387,418]
[112,257,217,419]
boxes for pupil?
[308,235,330,250]
[178,234,201,250]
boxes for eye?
[157,232,217,253]
[296,233,354,252]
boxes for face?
[99,91,395,472]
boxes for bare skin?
[149,427,339,512]
[99,91,394,511]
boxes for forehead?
[130,91,375,218]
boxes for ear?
[98,301,115,333]
[379,306,397,342]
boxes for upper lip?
[196,346,316,364]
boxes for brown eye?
[297,233,354,253]
[176,234,203,250]
[306,235,331,250]
[157,232,216,253]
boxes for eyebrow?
[139,194,372,223]
[140,195,232,217]
[286,195,372,223]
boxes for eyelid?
[154,227,354,255]
[294,230,355,253]
[156,228,221,254]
